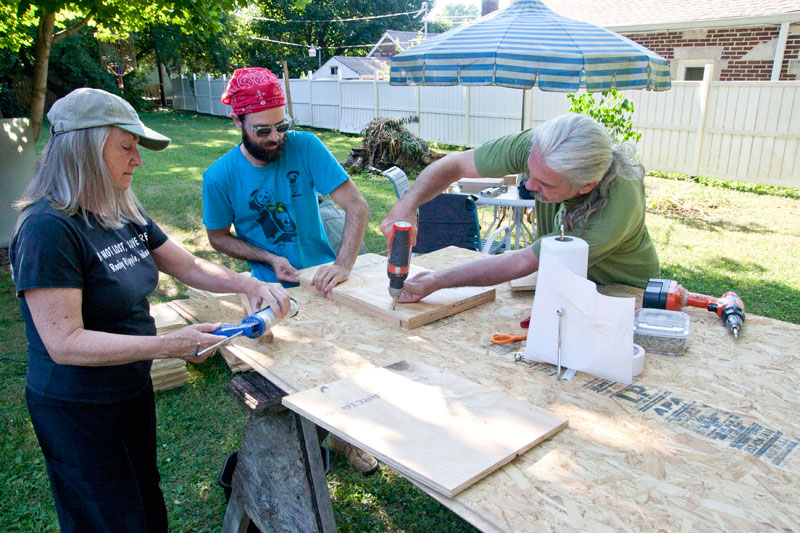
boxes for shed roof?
[332,56,390,76]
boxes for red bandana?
[221,67,286,115]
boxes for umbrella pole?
[520,88,527,131]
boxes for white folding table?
[452,185,536,252]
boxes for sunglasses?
[243,118,292,137]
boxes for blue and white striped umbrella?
[390,0,671,92]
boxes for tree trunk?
[156,60,167,107]
[29,10,56,142]
[482,0,499,16]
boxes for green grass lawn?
[1,111,799,531]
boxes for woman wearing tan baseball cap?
[9,88,291,532]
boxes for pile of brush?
[344,116,442,173]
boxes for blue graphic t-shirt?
[202,131,348,284]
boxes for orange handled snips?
[490,333,528,344]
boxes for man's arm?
[399,247,539,303]
[206,226,299,283]
[380,150,479,246]
[311,179,369,294]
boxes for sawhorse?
[221,372,336,533]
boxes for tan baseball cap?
[47,88,170,151]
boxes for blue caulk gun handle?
[211,298,298,339]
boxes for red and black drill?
[643,278,745,338]
[387,221,413,310]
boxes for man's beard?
[242,132,286,163]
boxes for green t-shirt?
[473,128,659,288]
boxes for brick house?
[544,0,800,81]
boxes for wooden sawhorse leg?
[221,372,336,533]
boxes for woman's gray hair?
[14,126,146,228]
[531,113,644,232]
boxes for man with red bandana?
[203,67,369,295]
[202,68,377,474]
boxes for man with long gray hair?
[380,113,659,302]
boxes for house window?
[676,59,714,81]
[684,67,706,81]
[330,66,338,76]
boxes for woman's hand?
[160,323,227,362]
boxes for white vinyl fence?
[171,74,800,189]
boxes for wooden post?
[692,64,714,177]
[308,72,315,127]
[283,60,294,119]
[221,373,335,533]
[466,86,471,147]
[374,72,380,119]
[193,73,199,113]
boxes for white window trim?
[675,58,715,81]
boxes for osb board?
[509,272,537,292]
[296,253,495,329]
[168,247,800,532]
[284,359,567,497]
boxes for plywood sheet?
[297,253,495,329]
[167,248,800,532]
[283,359,567,497]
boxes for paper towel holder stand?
[555,224,572,243]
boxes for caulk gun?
[194,299,298,357]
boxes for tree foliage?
[567,89,642,144]
[433,2,480,29]
[138,0,431,79]
[1,0,235,137]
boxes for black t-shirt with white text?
[10,200,169,402]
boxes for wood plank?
[282,359,567,497]
[297,253,495,329]
[151,302,187,333]
[509,272,537,292]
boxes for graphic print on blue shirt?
[248,186,299,258]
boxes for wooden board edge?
[282,399,459,496]
[406,288,496,329]
[447,416,569,495]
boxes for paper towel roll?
[539,235,589,279]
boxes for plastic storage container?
[634,309,691,356]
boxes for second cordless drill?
[643,278,745,338]
[387,221,413,310]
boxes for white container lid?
[634,309,691,338]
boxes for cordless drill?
[643,279,745,338]
[387,221,413,310]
